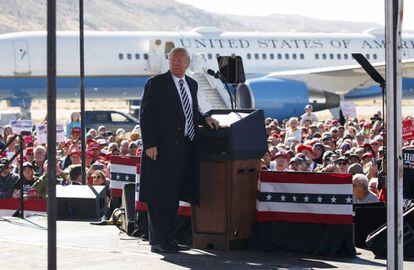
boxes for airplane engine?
[236,78,309,120]
[236,77,340,120]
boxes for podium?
[192,110,267,250]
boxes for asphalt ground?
[1,216,413,270]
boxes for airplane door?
[148,39,174,73]
[13,41,31,74]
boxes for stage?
[0,216,410,269]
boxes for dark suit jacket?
[139,71,205,206]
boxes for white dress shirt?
[172,74,212,136]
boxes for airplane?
[0,27,414,120]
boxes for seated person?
[20,162,39,196]
[62,164,83,185]
[353,173,379,204]
[0,158,20,198]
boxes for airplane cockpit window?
[373,54,378,60]
[143,53,149,60]
[135,53,140,60]
[337,54,341,60]
[292,53,297,60]
[254,53,259,59]
[262,53,267,60]
[322,53,327,60]
[329,54,334,60]
[118,53,123,60]
[365,54,370,60]
[315,53,319,60]
[127,53,132,60]
[246,53,251,60]
[300,53,304,60]
[285,53,289,60]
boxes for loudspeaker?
[354,203,386,248]
[122,183,136,235]
[57,185,107,221]
[366,205,414,258]
[217,56,246,84]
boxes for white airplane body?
[1,27,413,119]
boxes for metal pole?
[79,0,87,185]
[385,0,404,269]
[47,0,57,269]
[19,137,24,218]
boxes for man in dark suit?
[139,47,219,253]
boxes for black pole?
[19,137,24,218]
[47,0,57,269]
[79,0,86,185]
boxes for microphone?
[205,69,234,110]
[207,69,219,78]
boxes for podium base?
[192,233,249,250]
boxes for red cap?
[88,143,100,150]
[70,148,81,156]
[71,127,81,134]
[361,152,374,160]
[275,151,289,160]
[272,133,279,138]
[25,147,33,155]
[297,144,313,154]
[363,123,371,128]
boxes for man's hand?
[146,147,158,160]
[205,116,219,130]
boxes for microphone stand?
[215,71,235,111]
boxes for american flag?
[110,156,140,197]
[135,161,191,217]
[256,171,353,225]
[0,198,46,218]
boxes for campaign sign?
[403,148,414,199]
[9,120,32,134]
[36,124,66,144]
[403,119,414,141]
[340,102,357,119]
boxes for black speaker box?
[122,183,136,235]
[354,203,386,248]
[366,205,414,258]
[56,185,107,221]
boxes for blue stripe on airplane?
[345,78,414,99]
[0,76,150,100]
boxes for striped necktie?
[179,79,195,140]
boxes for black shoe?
[151,244,177,254]
[169,240,191,251]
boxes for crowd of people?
[0,104,412,207]
[261,104,413,204]
[0,116,142,204]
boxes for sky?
[176,0,414,31]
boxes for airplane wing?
[266,58,414,95]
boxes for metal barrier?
[0,134,25,217]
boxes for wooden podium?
[192,110,267,250]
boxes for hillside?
[0,0,381,33]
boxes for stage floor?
[0,216,410,270]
